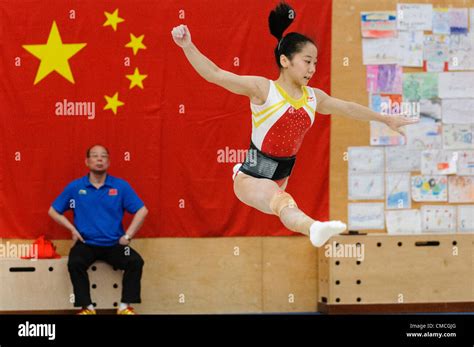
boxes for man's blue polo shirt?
[52,174,145,247]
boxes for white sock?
[119,303,129,311]
[309,221,346,247]
[86,304,95,311]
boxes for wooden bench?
[318,233,474,313]
[0,257,123,311]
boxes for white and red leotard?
[251,80,317,157]
[234,80,318,186]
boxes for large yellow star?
[126,67,148,89]
[22,21,86,85]
[104,92,124,115]
[103,9,124,31]
[125,33,146,55]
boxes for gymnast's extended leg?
[233,172,346,247]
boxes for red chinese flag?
[0,0,331,239]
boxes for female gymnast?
[171,2,418,247]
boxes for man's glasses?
[89,154,109,159]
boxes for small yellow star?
[126,67,148,89]
[103,92,124,115]
[125,33,146,55]
[103,9,124,31]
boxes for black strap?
[239,142,296,180]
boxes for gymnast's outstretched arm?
[171,24,268,102]
[313,88,419,136]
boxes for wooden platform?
[0,257,123,311]
[0,237,320,313]
[1,233,472,314]
[318,233,473,313]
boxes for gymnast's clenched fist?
[171,24,192,48]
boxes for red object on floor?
[21,235,61,259]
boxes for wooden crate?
[318,233,473,311]
[0,257,122,311]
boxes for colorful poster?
[366,64,402,94]
[397,4,433,31]
[361,11,397,38]
[348,147,385,173]
[348,203,385,230]
[432,8,450,34]
[386,172,411,209]
[411,175,448,201]
[385,147,421,172]
[362,38,400,65]
[423,34,449,72]
[442,99,474,124]
[457,150,474,176]
[442,124,474,150]
[369,93,406,146]
[370,121,406,146]
[420,150,458,175]
[386,209,422,234]
[370,93,403,114]
[399,31,424,67]
[403,73,438,101]
[406,121,443,150]
[438,72,474,98]
[457,205,474,232]
[448,176,474,202]
[449,8,469,34]
[348,173,385,200]
[448,33,474,71]
[421,205,456,233]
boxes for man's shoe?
[77,308,96,315]
[117,306,136,315]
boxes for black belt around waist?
[238,142,296,180]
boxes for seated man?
[48,144,148,315]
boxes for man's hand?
[384,114,420,137]
[119,235,131,246]
[71,229,85,245]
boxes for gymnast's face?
[281,43,318,86]
[85,146,110,174]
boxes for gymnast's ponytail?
[268,1,316,69]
